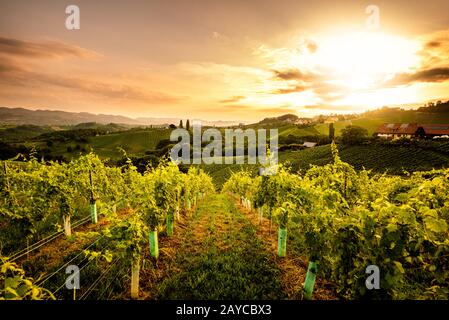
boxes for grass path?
[142,194,285,299]
[236,200,337,300]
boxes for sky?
[1,0,449,122]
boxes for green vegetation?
[1,144,449,300]
[339,125,368,145]
[1,154,214,300]
[87,128,171,158]
[280,142,449,175]
[224,145,449,299]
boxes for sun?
[315,31,420,90]
[260,30,423,111]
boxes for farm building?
[420,124,449,138]
[376,123,449,139]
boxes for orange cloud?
[0,36,102,60]
[219,96,245,103]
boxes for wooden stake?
[131,258,140,299]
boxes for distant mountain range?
[0,107,240,127]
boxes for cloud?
[219,95,245,103]
[271,85,308,94]
[0,56,28,74]
[271,68,320,82]
[0,63,181,105]
[211,31,230,42]
[273,69,304,80]
[303,104,355,111]
[417,30,449,68]
[269,68,320,95]
[306,40,318,53]
[224,105,296,116]
[425,41,441,48]
[30,73,181,104]
[198,104,294,116]
[0,36,179,105]
[387,67,449,86]
[0,36,102,60]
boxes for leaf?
[393,261,405,274]
[5,276,20,289]
[386,223,397,233]
[424,216,448,233]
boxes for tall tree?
[329,123,335,141]
[186,119,190,131]
[179,120,183,129]
[340,125,368,145]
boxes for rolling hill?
[0,107,238,127]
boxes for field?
[88,129,171,158]
[315,112,449,136]
[1,149,448,300]
[2,110,449,301]
[280,142,449,174]
[194,142,449,189]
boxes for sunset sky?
[1,0,449,122]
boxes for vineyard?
[1,144,449,300]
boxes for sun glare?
[264,30,424,110]
[315,31,420,89]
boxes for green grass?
[157,194,285,299]
[39,128,172,159]
[278,124,321,137]
[88,129,171,158]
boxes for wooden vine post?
[130,255,140,299]
[62,200,72,237]
[89,170,98,224]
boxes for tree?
[179,120,183,129]
[169,124,176,129]
[186,119,190,131]
[340,125,368,145]
[329,123,335,141]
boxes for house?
[420,124,449,139]
[295,118,312,125]
[303,141,317,148]
[376,123,419,139]
[376,123,449,139]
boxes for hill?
[315,104,449,136]
[279,142,449,174]
[0,124,55,142]
[88,128,172,158]
[0,107,238,127]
